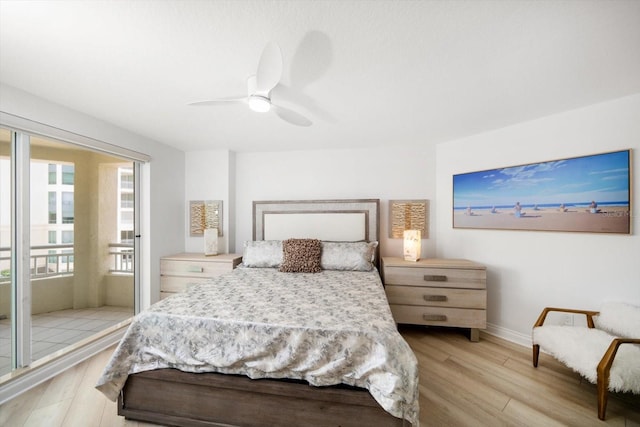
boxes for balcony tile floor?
[0,306,132,376]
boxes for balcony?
[0,306,131,376]
[0,244,134,377]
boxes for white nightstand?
[160,253,242,299]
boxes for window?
[120,230,134,244]
[120,211,133,225]
[121,171,133,189]
[61,230,73,244]
[48,191,57,224]
[47,249,57,264]
[61,249,73,266]
[62,164,74,185]
[48,164,56,184]
[121,192,134,209]
[48,230,56,244]
[61,192,74,224]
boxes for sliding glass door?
[0,128,12,375]
[0,128,138,377]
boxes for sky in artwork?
[453,150,630,208]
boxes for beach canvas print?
[453,150,631,234]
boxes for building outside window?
[120,170,133,190]
[118,167,134,245]
[120,230,134,244]
[48,192,56,224]
[61,164,74,185]
[61,192,74,224]
[48,163,56,184]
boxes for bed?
[96,199,419,427]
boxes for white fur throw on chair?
[532,302,640,420]
[533,302,640,394]
[595,301,640,338]
[533,324,640,393]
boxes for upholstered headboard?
[252,199,380,261]
[252,199,379,241]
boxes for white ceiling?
[1,1,639,153]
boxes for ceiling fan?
[188,42,312,127]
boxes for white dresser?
[381,257,487,341]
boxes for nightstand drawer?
[160,260,232,278]
[389,305,486,329]
[385,286,486,309]
[160,291,175,300]
[160,276,211,293]
[160,253,242,296]
[384,266,486,289]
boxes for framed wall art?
[189,200,222,237]
[453,150,631,234]
[389,199,429,238]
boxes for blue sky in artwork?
[453,151,630,208]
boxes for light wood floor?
[1,327,638,426]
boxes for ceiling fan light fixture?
[248,95,271,113]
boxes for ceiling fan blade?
[188,97,246,106]
[272,104,312,127]
[255,42,283,93]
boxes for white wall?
[181,93,640,347]
[436,94,640,345]
[233,145,437,258]
[184,149,233,253]
[0,84,186,305]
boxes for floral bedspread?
[95,266,419,425]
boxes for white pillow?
[320,241,378,271]
[242,240,282,268]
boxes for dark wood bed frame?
[118,369,408,426]
[117,199,412,426]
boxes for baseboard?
[484,322,531,348]
[0,325,126,405]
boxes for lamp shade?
[403,229,421,262]
[204,228,219,256]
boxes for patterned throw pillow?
[279,238,322,273]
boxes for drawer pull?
[424,274,447,282]
[187,266,204,273]
[423,314,447,322]
[423,294,447,302]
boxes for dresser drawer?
[389,305,486,329]
[160,259,233,278]
[384,266,486,290]
[385,285,486,309]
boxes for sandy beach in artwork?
[454,206,630,233]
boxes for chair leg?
[532,344,540,367]
[597,373,608,420]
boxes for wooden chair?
[532,302,640,420]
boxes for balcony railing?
[0,243,134,282]
[31,244,74,278]
[109,243,134,273]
